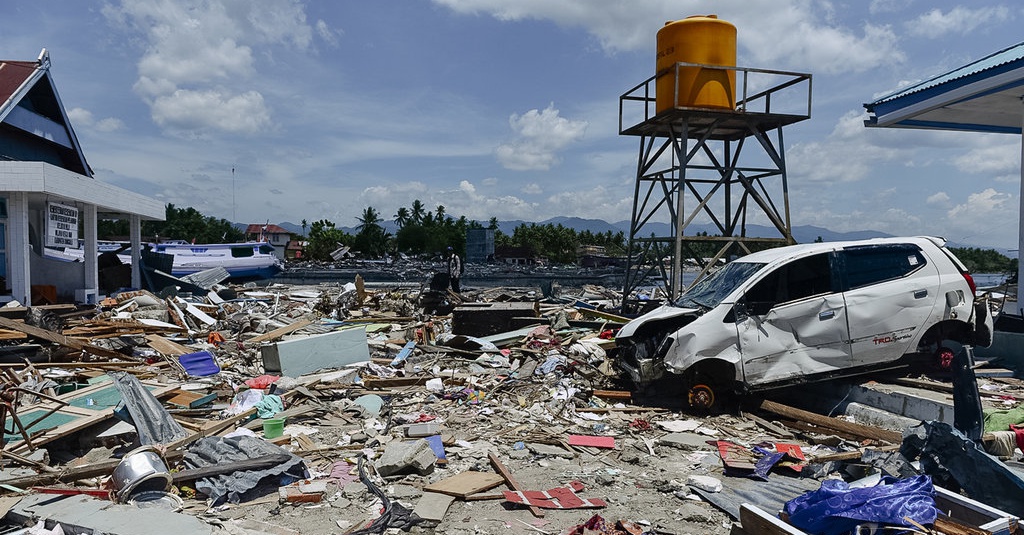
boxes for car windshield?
[672,261,765,310]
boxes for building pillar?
[1017,98,1024,315]
[130,214,142,289]
[83,204,98,292]
[8,193,30,305]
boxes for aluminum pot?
[111,445,172,502]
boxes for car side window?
[841,244,926,290]
[743,253,833,314]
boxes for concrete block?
[375,439,437,477]
[413,491,455,523]
[261,327,370,377]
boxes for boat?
[148,240,284,280]
[45,240,284,281]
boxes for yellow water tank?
[656,15,736,113]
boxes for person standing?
[447,246,463,293]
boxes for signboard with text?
[45,202,79,248]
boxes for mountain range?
[264,217,1012,255]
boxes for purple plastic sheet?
[783,475,937,535]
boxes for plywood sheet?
[423,471,504,498]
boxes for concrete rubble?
[0,278,1017,534]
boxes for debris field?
[0,278,1019,535]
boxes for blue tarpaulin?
[783,475,937,535]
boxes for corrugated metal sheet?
[869,41,1024,106]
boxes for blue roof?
[868,41,1024,106]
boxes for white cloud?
[952,141,1020,175]
[316,19,341,46]
[103,0,318,135]
[67,107,93,125]
[948,188,1014,219]
[433,0,905,72]
[96,118,127,132]
[522,183,542,194]
[151,89,271,135]
[906,6,1012,39]
[481,177,498,187]
[496,104,587,170]
[926,191,950,205]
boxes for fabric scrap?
[254,394,284,418]
[183,434,307,505]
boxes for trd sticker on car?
[871,332,914,345]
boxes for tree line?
[94,204,1018,272]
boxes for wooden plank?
[166,390,217,409]
[172,454,292,484]
[0,317,123,359]
[592,389,632,401]
[145,334,194,356]
[574,307,631,324]
[246,318,313,345]
[488,452,544,518]
[423,471,504,498]
[739,504,807,535]
[758,399,902,444]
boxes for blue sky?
[3,1,1022,248]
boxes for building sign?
[45,202,78,247]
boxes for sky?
[2,1,1023,249]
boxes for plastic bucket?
[263,418,285,439]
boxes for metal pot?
[111,445,172,502]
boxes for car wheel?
[934,339,963,371]
[688,383,717,410]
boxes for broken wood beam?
[245,318,313,345]
[172,453,293,484]
[488,452,544,518]
[0,450,185,489]
[0,317,123,359]
[757,399,902,444]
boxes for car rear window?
[841,244,926,290]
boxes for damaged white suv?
[615,236,993,408]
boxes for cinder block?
[375,439,437,477]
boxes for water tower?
[619,15,812,311]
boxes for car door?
[736,252,851,386]
[839,244,940,367]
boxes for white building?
[0,50,163,305]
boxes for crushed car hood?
[617,305,701,338]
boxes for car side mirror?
[732,301,749,322]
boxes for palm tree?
[357,206,383,233]
[301,219,308,237]
[488,217,499,230]
[394,207,411,229]
[410,200,425,224]
[435,204,446,221]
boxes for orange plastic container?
[655,15,737,113]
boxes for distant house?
[245,223,290,260]
[285,239,306,261]
[494,245,535,265]
[0,49,163,304]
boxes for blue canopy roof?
[864,41,1024,134]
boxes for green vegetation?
[496,223,626,264]
[949,247,1017,274]
[97,204,243,243]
